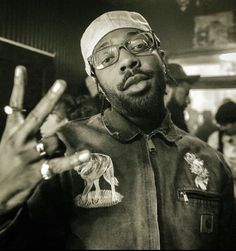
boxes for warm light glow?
[182,62,236,77]
[189,89,236,113]
[219,53,236,62]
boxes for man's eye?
[101,55,115,64]
[129,40,149,52]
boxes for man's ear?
[159,49,167,73]
[98,84,106,97]
[160,49,165,59]
[94,77,109,102]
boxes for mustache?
[117,69,153,91]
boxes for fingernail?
[77,150,91,162]
[15,66,26,77]
[52,80,67,93]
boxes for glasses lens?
[126,32,155,54]
[93,46,119,70]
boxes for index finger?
[1,66,27,142]
[9,66,27,109]
[15,80,67,144]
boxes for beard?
[100,70,166,118]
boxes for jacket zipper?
[144,133,160,249]
[179,190,220,205]
[180,191,189,204]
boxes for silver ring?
[4,105,27,115]
[40,161,53,180]
[35,142,46,156]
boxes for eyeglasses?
[88,31,160,71]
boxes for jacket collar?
[102,107,182,143]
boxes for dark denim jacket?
[0,108,234,250]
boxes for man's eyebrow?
[95,31,140,51]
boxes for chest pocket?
[177,187,221,234]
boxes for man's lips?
[123,73,149,91]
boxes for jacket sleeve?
[0,176,68,249]
[0,205,34,249]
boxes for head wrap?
[81,10,152,75]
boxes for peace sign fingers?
[14,80,67,146]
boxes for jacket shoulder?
[177,130,233,183]
[56,113,107,154]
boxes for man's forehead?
[177,81,191,90]
[94,28,141,52]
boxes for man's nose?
[119,49,141,73]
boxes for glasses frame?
[88,31,160,73]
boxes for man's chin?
[118,95,160,117]
[105,85,163,117]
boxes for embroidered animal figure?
[74,153,123,207]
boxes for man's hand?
[0,66,90,213]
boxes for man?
[0,11,234,250]
[166,63,200,132]
[208,100,236,248]
[195,110,218,142]
[208,101,236,189]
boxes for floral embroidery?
[184,152,209,191]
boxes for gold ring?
[40,161,53,180]
[35,142,46,156]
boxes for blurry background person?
[208,101,236,194]
[82,75,109,116]
[166,63,200,132]
[40,94,78,138]
[195,110,218,142]
[207,100,236,245]
[75,94,100,118]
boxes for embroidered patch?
[74,153,123,208]
[184,152,209,191]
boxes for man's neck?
[126,109,166,134]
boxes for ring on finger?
[4,105,27,115]
[40,161,53,180]
[35,141,46,156]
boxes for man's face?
[174,81,191,108]
[93,28,166,117]
[222,134,236,175]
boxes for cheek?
[96,69,119,92]
[142,53,163,71]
